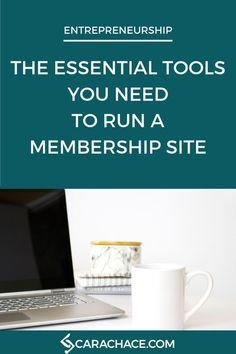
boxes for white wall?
[66,189,236,300]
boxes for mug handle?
[184,270,213,322]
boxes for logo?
[60,335,175,351]
[60,333,75,354]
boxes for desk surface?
[32,295,236,330]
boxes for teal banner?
[1,0,235,187]
[0,330,236,354]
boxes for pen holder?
[90,241,142,276]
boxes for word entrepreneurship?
[64,25,172,35]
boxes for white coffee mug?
[132,263,213,329]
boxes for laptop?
[0,189,124,329]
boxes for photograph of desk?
[51,189,236,331]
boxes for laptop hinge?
[51,288,75,294]
[51,289,67,294]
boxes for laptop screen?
[0,189,75,293]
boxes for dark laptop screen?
[0,189,75,293]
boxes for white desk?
[33,295,236,330]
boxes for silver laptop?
[0,189,124,329]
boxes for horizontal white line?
[63,39,173,43]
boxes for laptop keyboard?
[0,294,89,313]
